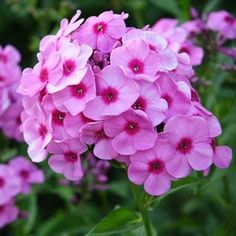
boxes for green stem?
[130,183,153,236]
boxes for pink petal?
[48,154,65,173]
[128,162,149,185]
[214,146,232,168]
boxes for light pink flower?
[110,39,161,81]
[128,139,174,196]
[131,80,167,126]
[47,42,92,93]
[84,65,139,120]
[163,116,213,178]
[22,105,52,162]
[74,11,127,53]
[52,66,96,115]
[0,45,21,65]
[9,156,44,194]
[0,200,19,229]
[0,165,21,205]
[48,139,87,180]
[104,110,157,155]
[207,10,236,39]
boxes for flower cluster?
[0,156,44,228]
[18,10,232,197]
[0,45,23,141]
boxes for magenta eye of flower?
[0,54,7,63]
[176,137,193,154]
[0,177,5,188]
[132,97,146,111]
[39,68,48,82]
[64,152,77,162]
[20,170,29,179]
[129,59,144,74]
[63,60,76,76]
[52,110,66,125]
[93,22,107,34]
[149,44,156,51]
[148,159,164,174]
[180,47,190,55]
[0,75,5,82]
[71,82,87,98]
[162,94,173,107]
[39,124,47,137]
[224,15,234,24]
[0,205,4,213]
[101,87,118,104]
[125,121,140,135]
[39,88,47,101]
[16,116,21,125]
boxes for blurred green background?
[0,0,236,236]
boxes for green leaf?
[85,207,143,236]
[203,0,222,13]
[148,0,181,19]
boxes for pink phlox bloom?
[84,65,139,120]
[74,10,127,53]
[52,66,96,115]
[0,45,21,65]
[131,80,167,126]
[179,40,204,66]
[152,18,188,52]
[207,11,236,40]
[80,121,118,160]
[122,29,178,71]
[0,165,21,205]
[103,109,157,155]
[17,52,61,96]
[9,156,44,194]
[47,41,92,93]
[22,104,52,162]
[163,115,213,178]
[156,75,191,119]
[48,138,87,181]
[0,200,19,229]
[128,139,175,196]
[182,19,204,36]
[110,39,161,82]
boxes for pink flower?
[131,80,167,126]
[163,116,213,178]
[47,42,92,93]
[104,110,157,155]
[9,156,44,194]
[179,41,204,66]
[0,45,21,65]
[80,121,118,160]
[110,39,161,81]
[84,65,139,120]
[74,11,127,53]
[52,66,96,115]
[0,165,21,205]
[22,105,52,162]
[156,75,191,119]
[0,200,19,229]
[48,139,87,180]
[207,11,236,40]
[128,139,174,196]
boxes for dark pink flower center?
[148,159,164,174]
[70,82,87,99]
[16,116,21,125]
[20,170,29,180]
[128,59,144,74]
[0,177,5,188]
[39,68,48,82]
[224,15,234,24]
[0,54,7,63]
[63,60,76,76]
[39,124,47,137]
[0,205,4,213]
[101,87,118,104]
[180,47,190,54]
[39,88,47,101]
[52,110,66,126]
[162,94,172,107]
[64,151,77,162]
[149,44,156,51]
[0,75,5,82]
[132,96,146,111]
[93,22,107,34]
[176,137,193,154]
[124,121,140,135]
